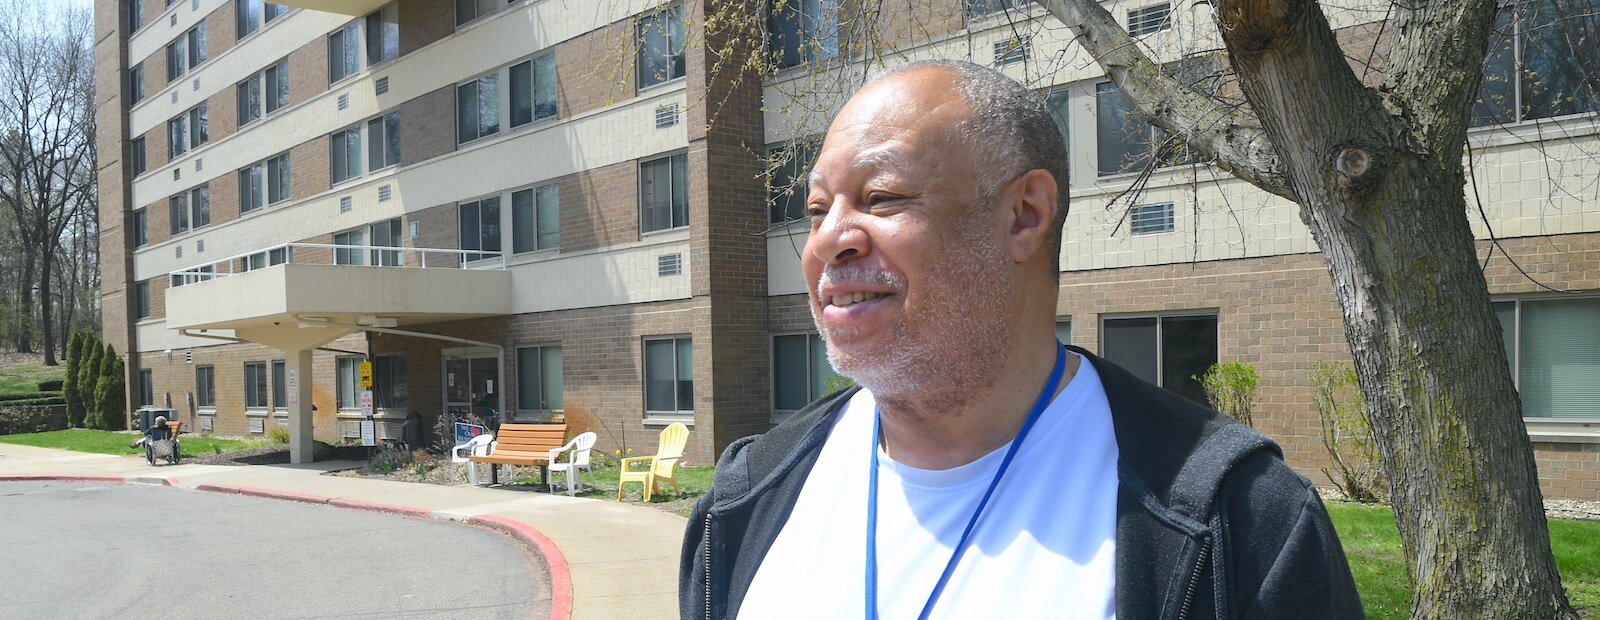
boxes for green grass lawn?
[0,428,259,458]
[1328,502,1600,618]
[0,362,66,396]
[511,463,715,516]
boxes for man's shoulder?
[706,387,857,505]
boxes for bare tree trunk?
[37,247,54,365]
[15,250,33,353]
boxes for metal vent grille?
[175,246,183,258]
[249,418,264,434]
[194,158,202,171]
[170,14,177,26]
[375,76,389,95]
[339,196,353,212]
[655,104,680,129]
[192,78,199,91]
[173,168,180,180]
[199,415,213,432]
[658,253,682,277]
[409,220,420,238]
[378,185,392,201]
[993,35,1032,66]
[1129,203,1175,235]
[196,239,204,252]
[1127,4,1172,36]
[337,94,349,110]
[191,0,199,10]
[170,91,178,103]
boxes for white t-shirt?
[740,353,1119,619]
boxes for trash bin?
[401,412,423,450]
[136,407,177,434]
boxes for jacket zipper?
[1176,541,1210,620]
[703,513,713,620]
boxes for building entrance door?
[443,348,501,426]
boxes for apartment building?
[96,0,1600,499]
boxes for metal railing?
[166,242,505,284]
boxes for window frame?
[766,141,820,225]
[643,335,694,417]
[639,152,689,234]
[766,0,840,71]
[130,136,147,177]
[237,58,289,127]
[365,3,399,67]
[236,0,286,40]
[132,207,148,248]
[770,332,838,417]
[509,52,558,128]
[239,153,290,214]
[167,184,210,236]
[328,21,361,84]
[329,124,363,185]
[335,356,362,411]
[458,195,502,262]
[135,280,151,320]
[139,369,154,407]
[1492,294,1600,425]
[130,0,143,32]
[637,4,686,90]
[271,359,286,411]
[454,0,497,28]
[515,344,563,417]
[964,0,1032,21]
[1099,311,1218,404]
[195,365,216,409]
[244,361,269,409]
[456,72,501,145]
[511,183,560,254]
[129,63,145,105]
[167,103,208,159]
[165,23,206,82]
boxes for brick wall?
[409,202,460,267]
[202,3,237,59]
[878,0,965,51]
[399,0,454,56]
[287,31,329,107]
[398,85,455,166]
[288,137,330,199]
[554,19,636,119]
[205,85,238,145]
[559,161,639,253]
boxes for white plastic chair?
[548,432,597,496]
[451,433,495,485]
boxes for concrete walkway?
[0,443,687,620]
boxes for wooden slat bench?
[467,423,567,487]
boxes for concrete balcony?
[273,0,390,15]
[165,243,511,343]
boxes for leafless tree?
[0,0,98,364]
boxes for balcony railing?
[167,242,505,286]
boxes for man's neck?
[873,334,1076,470]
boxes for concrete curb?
[471,515,575,620]
[0,475,126,483]
[191,483,573,620]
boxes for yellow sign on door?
[358,361,374,388]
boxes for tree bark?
[1040,0,1575,616]
[38,245,55,365]
[15,248,33,353]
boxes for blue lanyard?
[865,343,1068,620]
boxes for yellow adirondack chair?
[617,423,690,501]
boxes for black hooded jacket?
[680,347,1364,619]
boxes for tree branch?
[1379,0,1499,159]
[1036,0,1295,200]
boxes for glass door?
[443,349,500,426]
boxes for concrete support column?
[288,348,315,464]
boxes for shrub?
[91,344,126,431]
[63,332,85,427]
[1197,362,1260,427]
[367,444,412,474]
[36,379,63,392]
[1,397,68,406]
[0,392,63,403]
[0,405,68,435]
[822,374,856,394]
[1312,361,1386,503]
[266,423,290,444]
[75,335,103,428]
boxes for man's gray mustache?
[818,264,906,289]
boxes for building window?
[516,345,563,414]
[367,112,400,170]
[129,64,145,104]
[328,22,360,83]
[336,357,360,410]
[511,184,559,253]
[167,103,208,158]
[644,336,693,414]
[1101,313,1217,405]
[767,0,839,70]
[457,73,499,144]
[1494,297,1600,419]
[640,153,688,233]
[1095,59,1213,176]
[170,265,216,288]
[509,53,557,127]
[333,228,367,265]
[330,125,362,184]
[130,0,143,31]
[1473,0,1600,126]
[1056,319,1072,345]
[196,365,216,408]
[1129,203,1175,235]
[773,333,837,412]
[271,360,285,410]
[638,4,685,88]
[369,217,403,265]
[1126,3,1173,36]
[135,280,151,319]
[237,0,285,39]
[238,58,289,126]
[244,361,268,408]
[131,137,147,176]
[375,354,406,409]
[966,0,1030,19]
[458,196,501,262]
[139,369,153,407]
[166,23,206,81]
[132,208,148,247]
[366,3,399,66]
[168,184,210,235]
[240,246,290,271]
[767,142,819,224]
[455,0,496,27]
[240,153,290,214]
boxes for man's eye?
[867,193,896,206]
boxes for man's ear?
[1004,169,1059,264]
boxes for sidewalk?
[0,442,687,620]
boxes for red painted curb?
[0,475,126,483]
[326,498,432,517]
[472,515,574,620]
[195,484,329,505]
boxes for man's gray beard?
[813,207,1013,402]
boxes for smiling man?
[680,61,1362,619]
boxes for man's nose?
[809,201,869,265]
